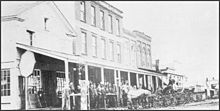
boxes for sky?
[108,1,219,85]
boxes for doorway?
[42,70,57,107]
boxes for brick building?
[1,1,165,109]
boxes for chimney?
[155,59,159,72]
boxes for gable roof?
[1,1,77,36]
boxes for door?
[18,76,25,109]
[42,70,57,107]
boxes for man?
[62,82,74,110]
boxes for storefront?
[16,44,84,110]
[104,68,115,84]
[88,66,101,84]
[130,72,137,87]
[120,71,128,84]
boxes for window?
[44,18,49,30]
[91,6,96,26]
[26,30,34,46]
[56,71,65,97]
[1,69,10,96]
[27,69,41,94]
[109,41,114,61]
[131,41,136,66]
[137,44,141,66]
[81,31,87,54]
[116,44,121,63]
[147,48,151,67]
[101,39,106,59]
[108,15,113,33]
[92,35,97,57]
[80,1,86,22]
[116,18,120,35]
[144,47,147,67]
[142,47,146,66]
[100,10,105,30]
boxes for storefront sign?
[19,50,36,77]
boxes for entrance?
[152,76,157,92]
[42,70,57,107]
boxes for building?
[1,1,165,110]
[162,71,187,88]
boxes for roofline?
[102,1,123,13]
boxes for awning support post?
[65,59,69,84]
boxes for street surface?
[30,98,219,110]
[107,98,219,110]
[147,98,219,110]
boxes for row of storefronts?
[1,1,165,110]
[4,43,164,110]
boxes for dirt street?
[147,98,219,110]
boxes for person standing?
[62,82,74,110]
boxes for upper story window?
[109,41,114,61]
[81,31,87,54]
[137,44,141,66]
[80,1,86,22]
[116,18,120,35]
[143,47,147,66]
[101,38,106,59]
[26,30,35,46]
[131,41,136,66]
[1,69,10,96]
[92,35,97,57]
[44,18,49,30]
[147,48,151,66]
[116,44,121,63]
[100,10,105,30]
[108,14,113,33]
[91,5,96,26]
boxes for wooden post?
[65,60,69,84]
[64,60,70,109]
[101,67,104,84]
[128,72,131,86]
[25,77,28,110]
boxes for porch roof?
[16,42,80,63]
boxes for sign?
[79,80,89,110]
[19,51,36,77]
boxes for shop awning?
[16,42,80,63]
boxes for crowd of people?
[89,81,117,109]
[62,79,158,110]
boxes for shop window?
[56,71,65,97]
[130,72,137,87]
[1,69,10,96]
[120,71,128,84]
[27,69,41,94]
[104,68,114,84]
